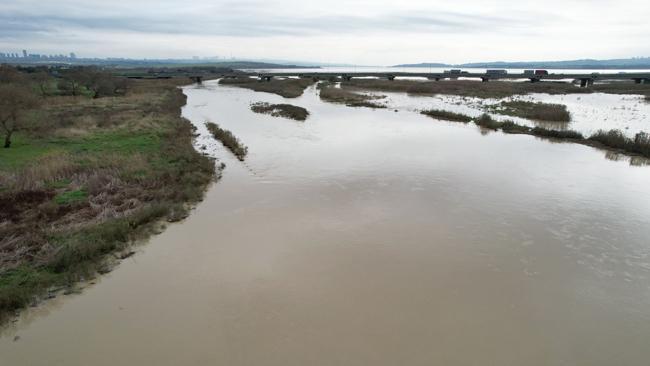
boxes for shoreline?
[0,77,220,325]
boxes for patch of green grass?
[0,134,59,170]
[54,189,87,205]
[46,179,72,189]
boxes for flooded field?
[2,81,650,366]
[360,90,650,138]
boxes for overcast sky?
[1,0,648,64]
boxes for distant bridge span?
[258,71,650,87]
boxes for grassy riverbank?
[219,77,314,98]
[250,102,309,121]
[0,69,216,323]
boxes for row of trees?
[0,65,131,148]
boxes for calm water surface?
[1,81,650,366]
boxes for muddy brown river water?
[2,81,650,365]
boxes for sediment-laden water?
[2,81,650,366]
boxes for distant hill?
[0,57,320,69]
[393,62,449,68]
[395,58,650,69]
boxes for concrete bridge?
[257,71,650,88]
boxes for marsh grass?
[494,101,571,122]
[219,77,314,98]
[319,83,387,108]
[589,130,650,158]
[205,122,248,160]
[343,79,592,99]
[250,102,309,121]
[420,109,473,123]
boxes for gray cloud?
[0,9,532,39]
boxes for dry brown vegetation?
[0,69,215,322]
[205,122,248,160]
[421,109,473,123]
[250,102,309,121]
[340,79,650,99]
[219,77,314,98]
[318,83,387,108]
[491,100,571,122]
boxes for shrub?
[473,114,503,130]
[531,127,584,139]
[589,129,650,157]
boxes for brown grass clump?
[250,102,309,121]
[318,83,387,108]
[219,77,314,98]
[205,122,248,160]
[494,101,571,122]
[421,109,473,123]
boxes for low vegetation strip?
[420,109,473,123]
[492,100,571,122]
[205,122,248,161]
[419,108,649,158]
[588,129,650,157]
[340,79,650,99]
[250,102,309,121]
[219,77,314,98]
[318,83,387,108]
[0,66,216,323]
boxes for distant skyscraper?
[70,52,76,59]
[22,50,27,58]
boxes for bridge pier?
[577,78,593,87]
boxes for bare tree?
[32,71,51,97]
[0,84,41,148]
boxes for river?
[1,81,650,365]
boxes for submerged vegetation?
[250,102,309,121]
[318,83,387,108]
[219,77,314,98]
[492,100,571,122]
[420,109,649,158]
[0,66,216,322]
[205,122,248,161]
